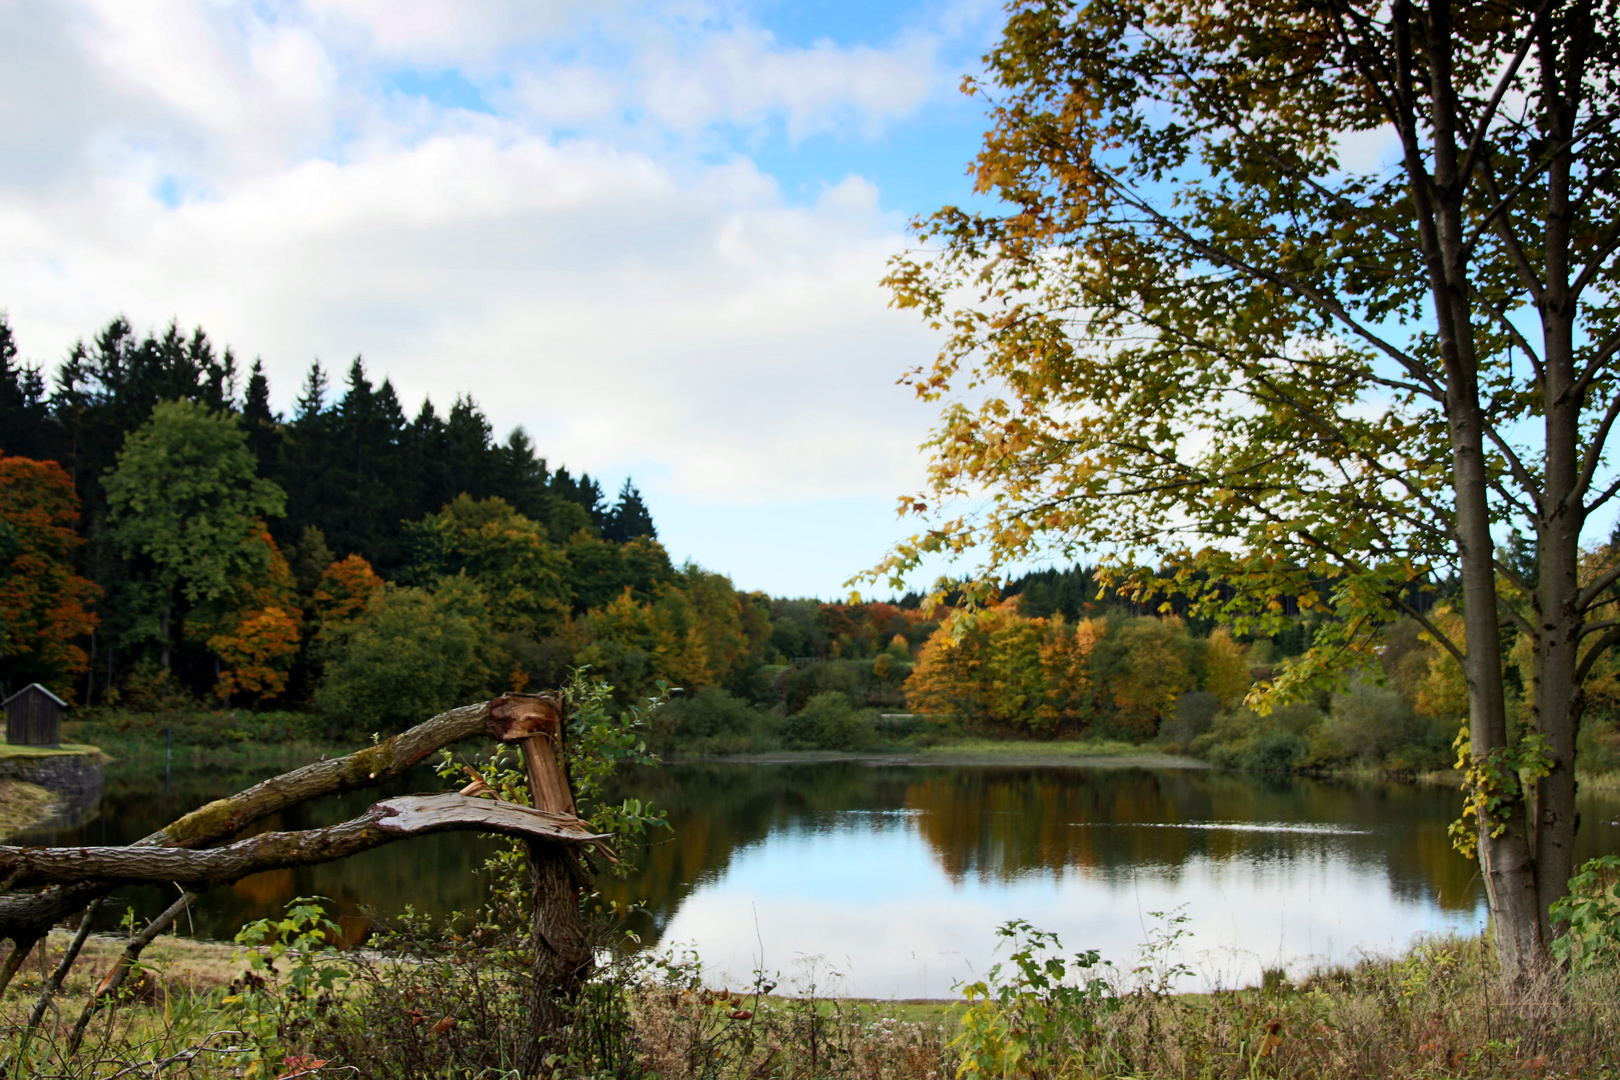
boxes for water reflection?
[599,764,1616,995]
[22,760,1620,997]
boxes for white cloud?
[639,28,937,137]
[0,0,985,590]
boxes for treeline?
[0,314,960,741]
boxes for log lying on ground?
[0,794,608,889]
[0,695,559,939]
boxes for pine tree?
[604,479,656,541]
[0,316,53,460]
[241,359,282,481]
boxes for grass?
[6,927,1618,1079]
[0,780,55,839]
[0,743,103,760]
[62,709,350,772]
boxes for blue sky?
[0,0,1013,597]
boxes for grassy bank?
[2,927,1616,1079]
[0,780,55,839]
[62,709,349,773]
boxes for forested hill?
[0,313,678,719]
[0,314,654,572]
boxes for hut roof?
[3,683,68,708]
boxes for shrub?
[779,691,876,751]
[654,686,770,753]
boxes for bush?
[653,686,771,753]
[1241,729,1308,773]
[1191,704,1319,773]
[779,691,876,751]
[314,578,497,737]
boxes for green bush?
[779,658,910,712]
[314,578,497,737]
[779,691,876,751]
[653,686,772,753]
[1316,677,1450,771]
[1191,704,1320,773]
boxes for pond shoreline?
[668,747,1212,769]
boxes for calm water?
[21,760,1620,996]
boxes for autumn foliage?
[904,602,1231,739]
[0,454,100,698]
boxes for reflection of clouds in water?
[659,825,1487,999]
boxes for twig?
[26,897,105,1035]
[0,932,40,998]
[68,890,200,1056]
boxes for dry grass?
[0,779,56,839]
[4,931,1620,1078]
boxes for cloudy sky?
[0,0,1006,597]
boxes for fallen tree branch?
[68,890,201,1055]
[26,896,105,1035]
[0,794,608,889]
[1,696,556,941]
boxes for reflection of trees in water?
[37,761,1619,945]
[604,765,1527,939]
[30,765,499,942]
[906,768,1487,911]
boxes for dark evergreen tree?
[494,427,551,521]
[603,479,656,541]
[241,359,283,481]
[0,316,54,459]
[550,467,607,530]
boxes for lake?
[19,758,1620,996]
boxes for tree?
[604,479,657,541]
[0,455,101,697]
[314,579,496,736]
[0,317,54,461]
[401,495,571,638]
[310,553,384,638]
[103,401,286,670]
[877,0,1620,981]
[1205,630,1252,708]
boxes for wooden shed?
[4,683,66,747]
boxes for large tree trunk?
[1407,0,1554,984]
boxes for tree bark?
[0,699,511,940]
[520,840,593,1076]
[0,794,607,889]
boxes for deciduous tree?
[103,401,285,670]
[878,0,1620,982]
[0,455,100,697]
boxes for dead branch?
[0,794,607,889]
[68,890,201,1055]
[1,695,560,941]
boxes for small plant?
[223,896,350,1070]
[951,919,1119,1080]
[1550,854,1620,970]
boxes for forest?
[5,313,1619,779]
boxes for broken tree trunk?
[494,694,595,1076]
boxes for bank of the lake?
[0,779,55,839]
[4,924,1618,1080]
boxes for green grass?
[0,742,103,759]
[914,736,1175,759]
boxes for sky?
[0,0,1009,598]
